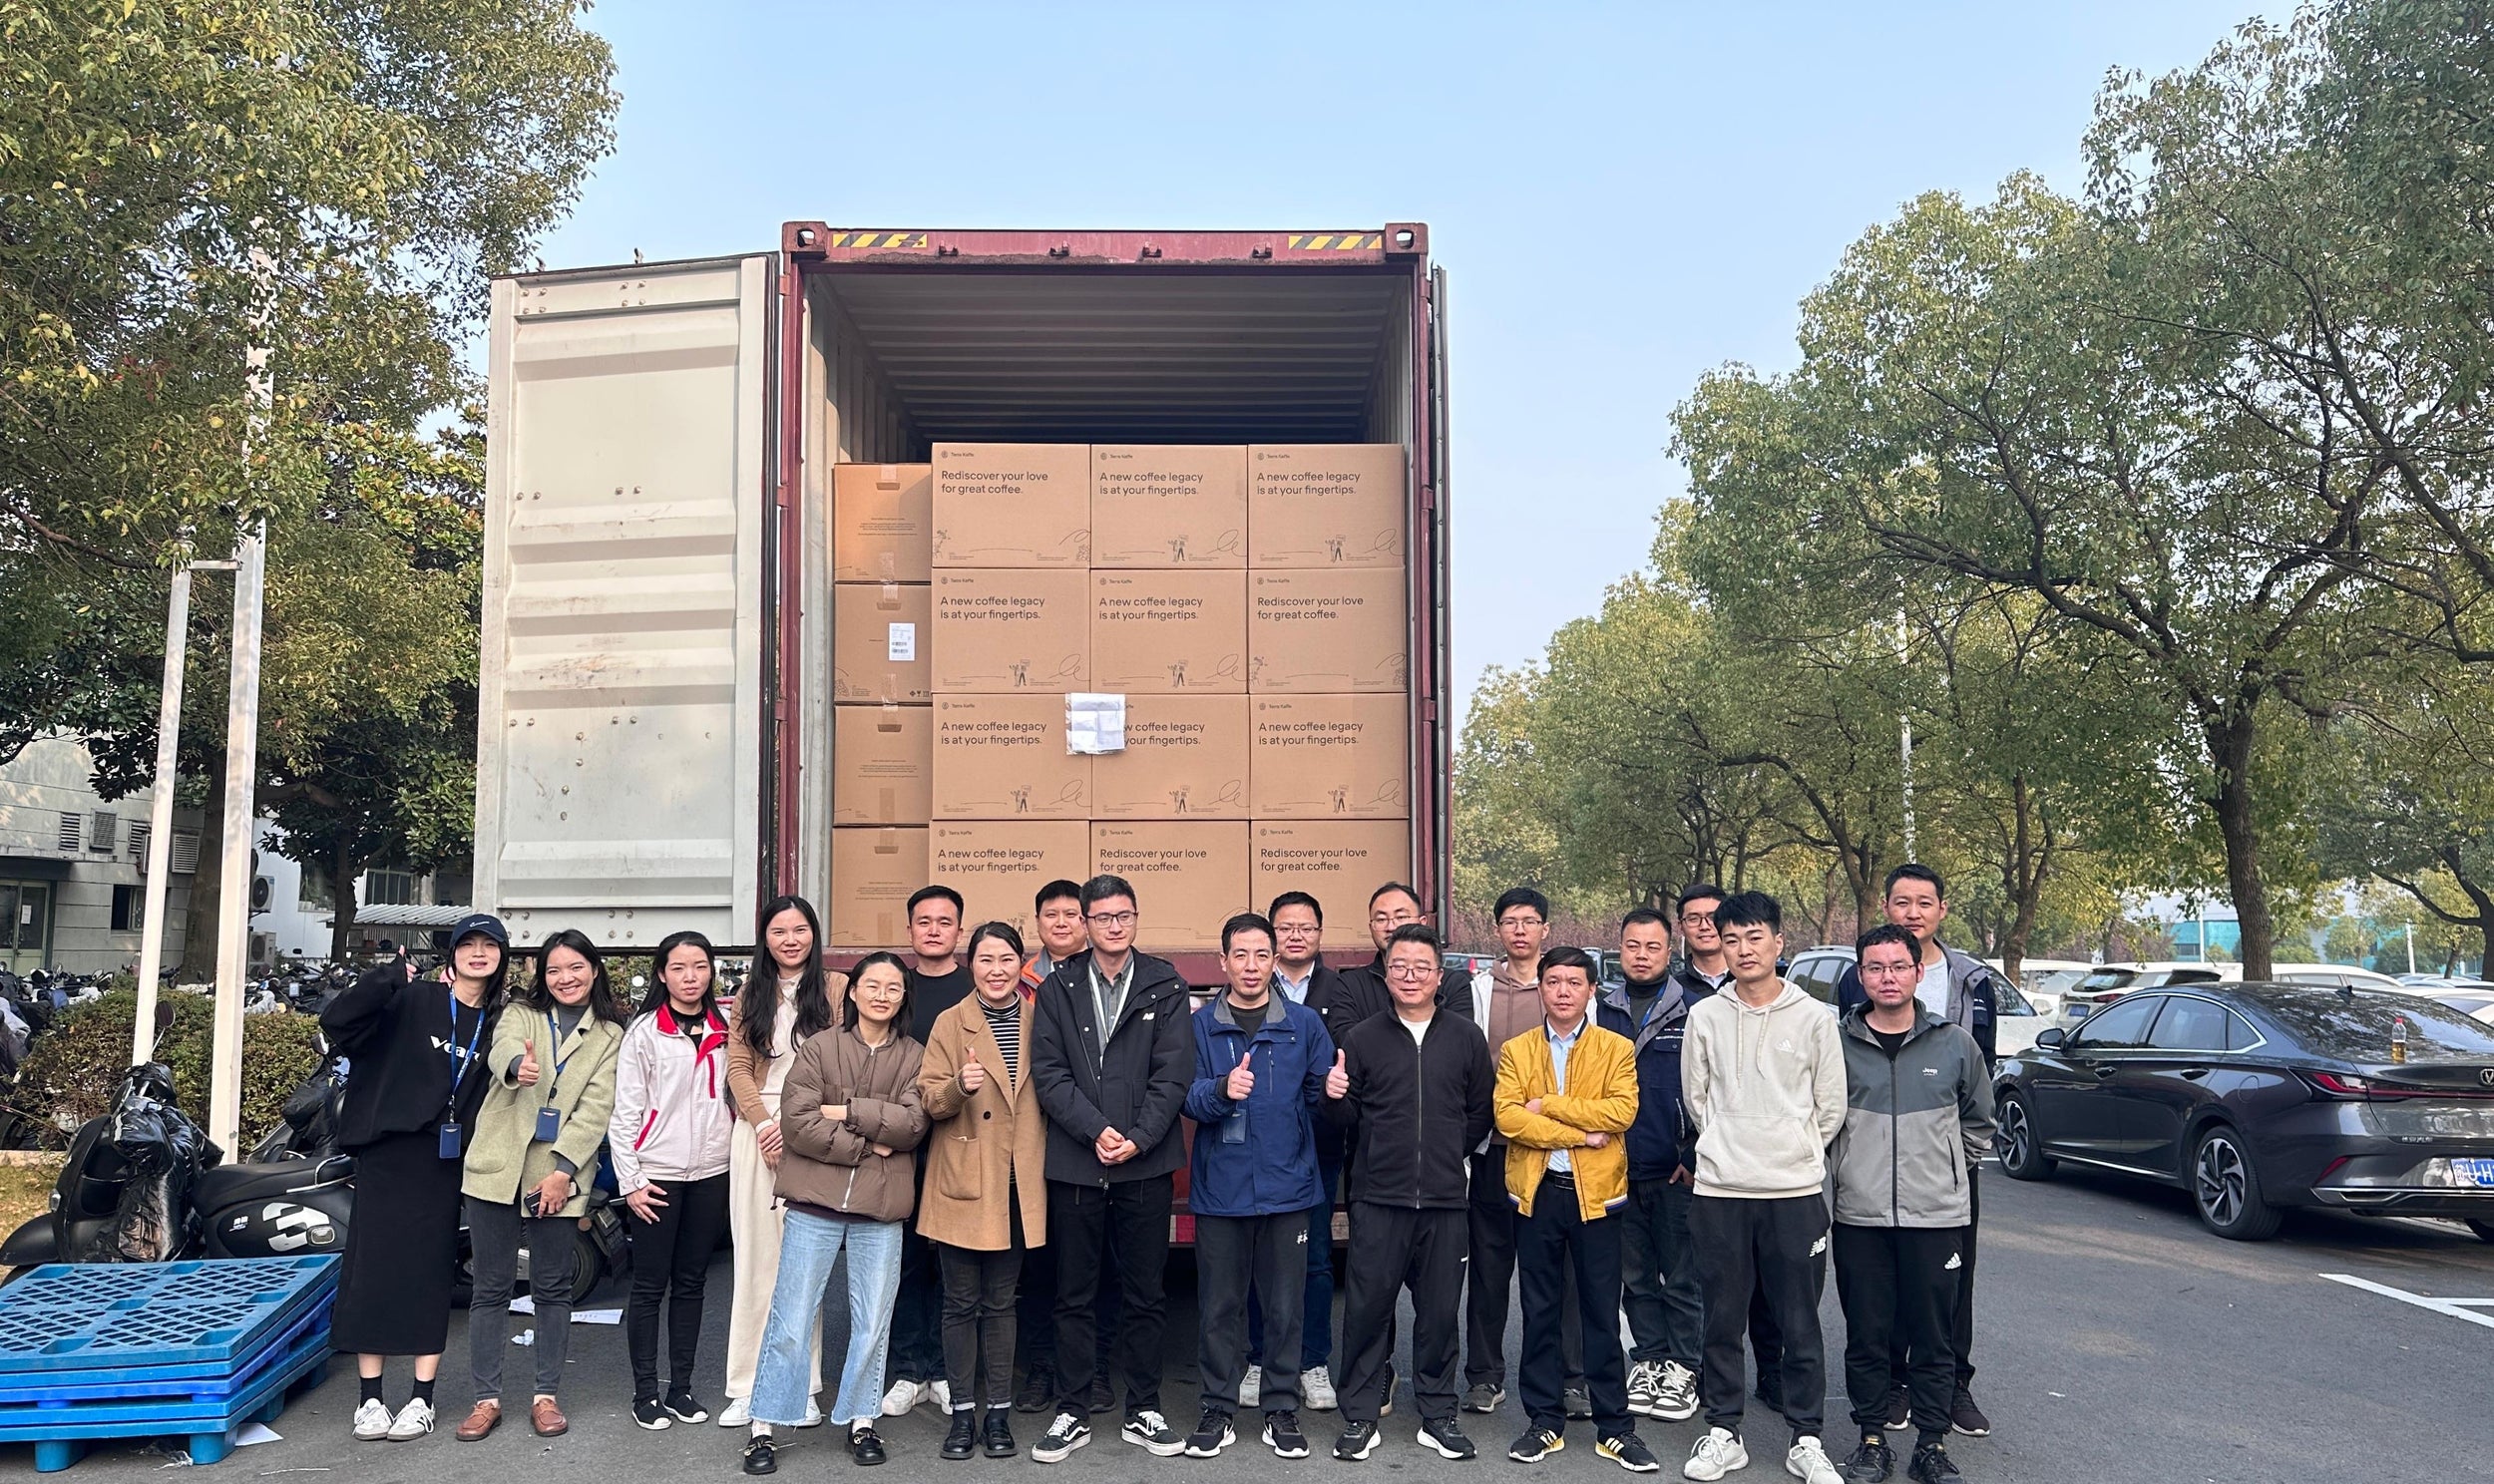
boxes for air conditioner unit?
[250,876,275,913]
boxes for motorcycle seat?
[195,1154,355,1208]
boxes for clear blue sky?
[534,0,2264,715]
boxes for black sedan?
[1994,983,2494,1240]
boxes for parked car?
[2057,961,2233,1022]
[2008,958,2093,1018]
[1995,983,2494,1240]
[1441,951,1493,978]
[2428,987,2494,1024]
[1780,943,2049,1054]
[2271,962,2410,994]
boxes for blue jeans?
[754,1210,904,1429]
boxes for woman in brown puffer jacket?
[740,953,927,1474]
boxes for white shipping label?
[886,622,917,662]
[1066,692,1127,755]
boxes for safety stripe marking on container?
[1286,233,1385,250]
[829,231,930,249]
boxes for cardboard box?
[932,694,1092,820]
[832,582,932,702]
[1251,695,1409,818]
[929,822,1091,940]
[1089,445,1247,568]
[832,703,932,826]
[931,569,1089,693]
[830,826,928,949]
[1093,695,1251,820]
[1248,569,1408,693]
[1090,570,1247,693]
[1089,822,1248,952]
[1248,445,1406,568]
[932,443,1090,567]
[833,463,934,582]
[1250,820,1413,909]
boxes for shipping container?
[478,224,1452,983]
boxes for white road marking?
[2320,1273,2494,1330]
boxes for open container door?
[1423,261,1454,927]
[477,255,776,947]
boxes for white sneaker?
[1627,1360,1665,1418]
[385,1397,434,1441]
[1240,1364,1262,1408]
[1784,1436,1840,1484]
[930,1379,952,1412]
[1683,1427,1748,1481]
[717,1396,750,1428]
[881,1378,927,1417]
[1656,1361,1700,1423]
[352,1398,392,1441]
[1301,1364,1337,1411]
[798,1399,825,1428]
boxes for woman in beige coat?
[918,923,1049,1461]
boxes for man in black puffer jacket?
[1028,875,1195,1462]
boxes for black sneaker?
[1908,1440,1963,1484]
[1845,1434,1895,1483]
[1263,1410,1309,1459]
[1031,1411,1089,1464]
[1088,1377,1115,1416]
[1184,1406,1236,1458]
[1884,1386,1910,1432]
[849,1425,886,1466]
[1417,1416,1476,1460]
[632,1396,669,1431]
[1596,1433,1662,1473]
[1461,1382,1503,1414]
[1015,1367,1054,1414]
[1507,1426,1563,1463]
[1334,1419,1380,1461]
[942,1411,979,1460]
[1122,1409,1183,1457]
[742,1436,777,1476]
[1946,1389,1989,1438]
[665,1389,710,1426]
[982,1410,1018,1458]
[1563,1386,1594,1421]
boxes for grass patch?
[0,1158,62,1267]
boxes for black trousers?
[1465,1153,1583,1388]
[1196,1212,1307,1415]
[1619,1176,1704,1368]
[939,1213,1026,1410]
[1339,1203,1466,1424]
[1515,1175,1631,1436]
[624,1170,731,1399]
[1884,1172,1978,1388]
[1835,1224,1961,1441]
[1690,1194,1828,1440]
[1047,1176,1172,1416]
[888,1224,946,1384]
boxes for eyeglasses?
[1275,925,1321,937]
[1085,911,1138,928]
[1386,962,1437,980]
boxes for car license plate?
[2454,1158,2494,1188]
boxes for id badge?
[438,1121,463,1160]
[534,1104,563,1143]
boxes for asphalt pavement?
[21,1165,2494,1483]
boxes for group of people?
[315,862,2007,1484]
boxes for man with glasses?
[1343,882,1466,1016]
[1016,880,1115,1416]
[1029,877,1195,1463]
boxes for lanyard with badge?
[439,985,486,1159]
[535,1007,582,1143]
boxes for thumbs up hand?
[961,1048,988,1093]
[516,1038,541,1087]
[1226,1058,1255,1102]
[1325,1049,1349,1100]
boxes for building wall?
[0,736,200,973]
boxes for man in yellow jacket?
[1492,946,1659,1474]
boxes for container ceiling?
[815,270,1407,445]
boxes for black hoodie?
[1029,948,1195,1185]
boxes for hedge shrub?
[12,990,323,1153]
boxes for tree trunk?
[179,764,225,982]
[326,845,361,962]
[2208,715,2276,979]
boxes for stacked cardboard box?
[829,443,1415,953]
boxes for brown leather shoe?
[454,1400,502,1442]
[531,1397,568,1437]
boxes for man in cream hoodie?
[1677,893,1846,1484]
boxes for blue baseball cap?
[449,914,510,948]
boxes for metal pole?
[208,245,275,1156]
[2406,922,2417,976]
[1896,608,1915,862]
[130,560,195,1066]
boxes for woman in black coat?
[319,914,510,1443]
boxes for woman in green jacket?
[457,928,626,1442]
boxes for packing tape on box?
[876,464,901,490]
[876,700,903,732]
[877,580,902,610]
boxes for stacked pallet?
[0,1256,338,1472]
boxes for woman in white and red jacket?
[609,930,737,1431]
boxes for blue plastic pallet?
[0,1317,330,1429]
[0,1325,331,1472]
[0,1258,336,1376]
[0,1306,329,1410]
